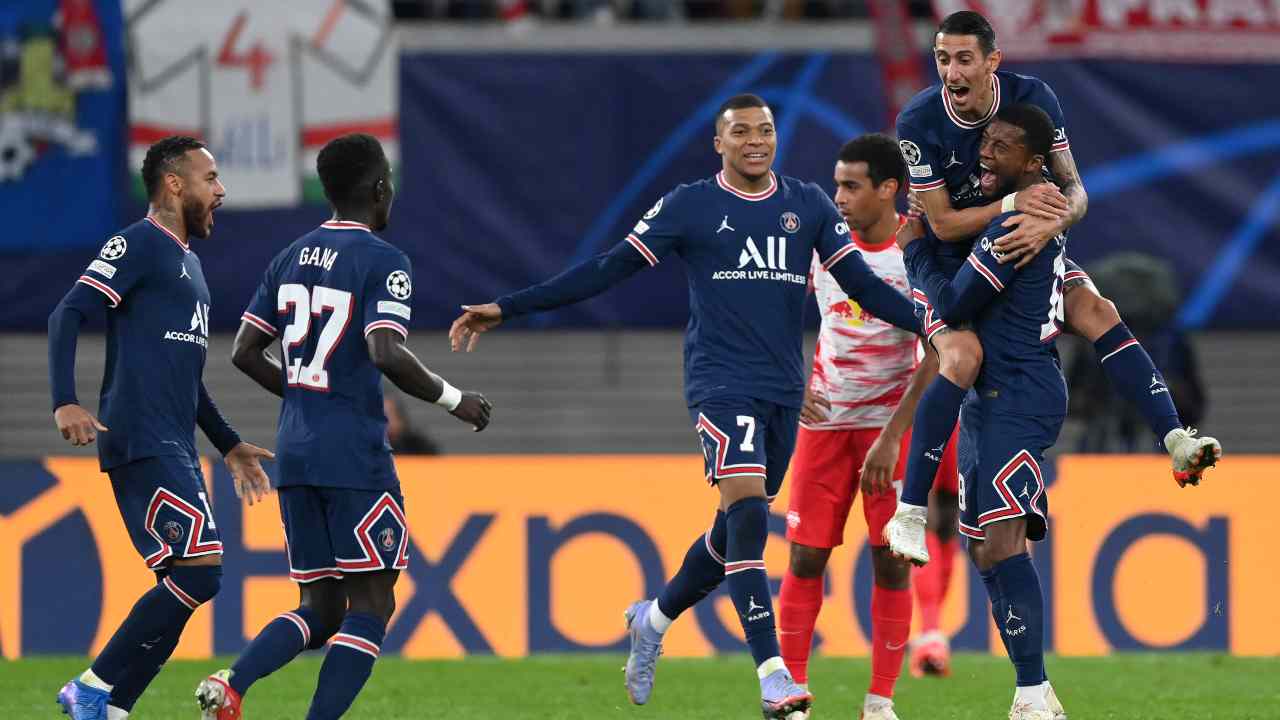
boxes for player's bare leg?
[198,579,346,720]
[886,330,981,565]
[910,489,959,678]
[718,475,812,719]
[971,521,1062,720]
[1063,282,1221,485]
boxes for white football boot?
[1043,682,1067,720]
[882,503,930,565]
[860,695,901,720]
[1165,428,1222,487]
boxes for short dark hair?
[937,10,996,55]
[994,103,1055,159]
[715,93,770,132]
[141,136,206,199]
[316,133,389,209]
[838,133,907,190]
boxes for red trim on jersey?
[909,177,947,192]
[821,243,859,271]
[303,120,397,147]
[1063,271,1090,283]
[715,171,777,201]
[967,253,1004,291]
[320,220,372,232]
[142,488,223,568]
[958,521,985,539]
[330,633,380,658]
[146,215,190,252]
[942,74,1000,130]
[625,234,658,266]
[242,312,277,337]
[1051,138,1070,153]
[364,320,408,340]
[77,275,121,307]
[695,414,766,482]
[852,214,905,252]
[1099,338,1140,363]
[163,576,200,610]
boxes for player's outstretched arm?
[48,283,109,446]
[231,321,285,397]
[449,303,503,353]
[367,328,492,432]
[860,346,941,495]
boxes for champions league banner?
[0,455,1273,658]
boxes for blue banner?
[2,50,1277,331]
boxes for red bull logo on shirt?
[0,455,1273,658]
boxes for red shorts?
[902,425,960,495]
[785,424,960,549]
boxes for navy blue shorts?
[956,398,1063,543]
[689,395,799,502]
[278,485,409,583]
[109,454,222,568]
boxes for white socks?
[756,655,788,680]
[646,599,673,634]
[79,668,113,692]
[1014,683,1049,710]
[107,706,130,720]
[865,693,894,710]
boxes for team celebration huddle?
[49,10,1222,720]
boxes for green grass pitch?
[4,654,1277,719]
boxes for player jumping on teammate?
[48,136,273,720]
[884,10,1221,568]
[195,134,491,720]
[449,95,919,719]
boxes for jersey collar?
[146,215,189,253]
[852,213,904,252]
[716,171,777,202]
[321,220,372,232]
[942,74,1000,130]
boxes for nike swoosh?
[886,641,907,651]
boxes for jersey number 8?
[278,283,353,391]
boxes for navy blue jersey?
[498,172,918,410]
[74,218,215,469]
[904,210,1067,417]
[896,70,1070,265]
[242,220,413,491]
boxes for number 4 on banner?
[218,11,274,91]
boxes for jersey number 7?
[278,283,353,391]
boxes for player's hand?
[994,213,1060,269]
[896,215,926,250]
[859,430,900,496]
[906,191,926,219]
[450,303,503,353]
[450,390,493,432]
[225,442,274,506]
[799,387,830,425]
[53,403,108,446]
[1013,183,1068,221]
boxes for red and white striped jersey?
[805,223,916,430]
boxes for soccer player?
[885,10,1221,566]
[449,95,919,719]
[195,134,492,720]
[777,133,948,720]
[898,103,1071,720]
[47,136,274,720]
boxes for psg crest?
[379,527,397,551]
[780,212,800,233]
[163,520,184,543]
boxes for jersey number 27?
[278,283,353,391]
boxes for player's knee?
[870,546,910,589]
[301,588,347,646]
[939,335,982,388]
[788,543,831,578]
[979,521,1027,565]
[348,589,396,624]
[166,563,223,605]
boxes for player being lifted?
[195,134,491,720]
[777,133,952,720]
[450,95,919,719]
[47,136,273,720]
[900,103,1074,720]
[884,10,1221,566]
